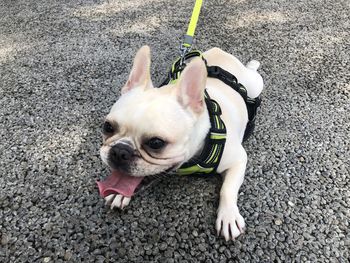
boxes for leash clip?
[179,35,193,66]
[179,46,189,66]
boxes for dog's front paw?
[104,194,131,210]
[216,204,246,241]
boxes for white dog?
[98,46,263,241]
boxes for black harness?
[159,50,261,175]
[206,65,262,141]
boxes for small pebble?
[64,251,72,261]
[1,233,9,245]
[275,219,283,226]
[159,242,168,251]
[198,244,206,252]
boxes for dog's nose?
[109,143,134,165]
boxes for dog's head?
[100,46,210,177]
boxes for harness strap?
[159,50,261,175]
[206,65,262,141]
[159,50,203,87]
[177,90,226,175]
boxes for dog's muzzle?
[109,143,134,168]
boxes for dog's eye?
[145,137,166,150]
[102,121,114,134]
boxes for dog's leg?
[216,147,247,241]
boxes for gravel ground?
[1,0,349,262]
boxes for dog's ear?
[175,58,207,114]
[122,45,153,94]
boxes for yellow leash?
[180,0,204,60]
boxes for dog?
[99,46,264,241]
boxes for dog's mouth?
[97,170,144,198]
[97,165,178,198]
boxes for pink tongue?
[97,171,144,198]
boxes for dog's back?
[203,48,264,98]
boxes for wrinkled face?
[100,87,195,176]
[99,45,209,177]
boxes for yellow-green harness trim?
[159,51,227,176]
[177,164,214,176]
[159,50,261,176]
[160,83,226,176]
